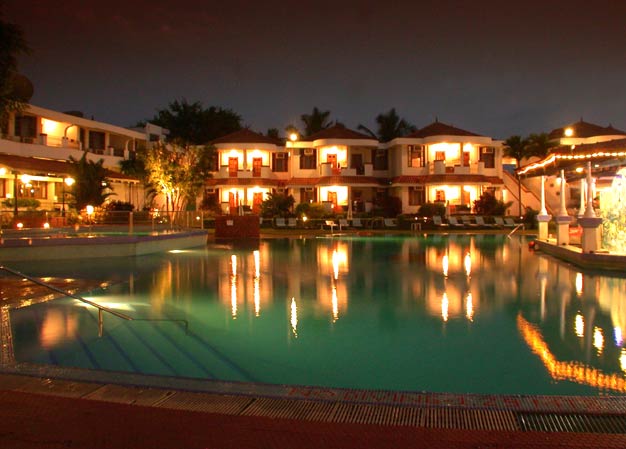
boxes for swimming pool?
[5,234,626,396]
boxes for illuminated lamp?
[564,128,574,137]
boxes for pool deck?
[2,226,626,447]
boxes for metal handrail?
[0,265,188,335]
[507,223,525,238]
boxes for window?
[19,179,47,199]
[408,145,425,167]
[409,186,425,205]
[272,152,288,172]
[435,151,446,161]
[15,116,37,140]
[89,131,105,151]
[435,189,446,202]
[371,149,388,170]
[0,179,6,198]
[479,147,495,168]
[299,148,317,169]
[300,187,316,203]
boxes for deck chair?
[461,216,479,227]
[383,218,398,228]
[493,217,505,228]
[275,217,286,228]
[503,217,517,228]
[322,220,337,232]
[338,219,350,230]
[432,215,448,227]
[351,218,364,228]
[287,218,297,228]
[447,216,465,228]
[474,216,495,228]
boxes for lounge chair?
[287,218,297,228]
[432,215,449,227]
[322,220,337,232]
[383,218,398,228]
[503,217,517,228]
[351,218,364,228]
[461,216,479,227]
[474,216,495,228]
[447,216,465,228]
[338,219,350,230]
[494,217,505,228]
[275,217,286,228]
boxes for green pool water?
[6,235,626,396]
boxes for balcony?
[319,163,373,177]
[431,160,486,175]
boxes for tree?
[300,107,331,136]
[141,142,214,212]
[0,17,30,127]
[503,135,530,217]
[266,128,279,139]
[148,99,242,146]
[526,132,555,159]
[260,192,295,218]
[473,192,512,216]
[68,154,113,211]
[358,108,417,142]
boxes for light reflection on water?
[6,234,626,396]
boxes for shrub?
[523,207,538,229]
[417,202,446,217]
[473,192,512,216]
[2,198,40,210]
[104,200,134,211]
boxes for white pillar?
[578,178,586,217]
[578,161,603,253]
[555,169,572,245]
[536,175,552,240]
[584,162,596,218]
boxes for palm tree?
[503,135,530,217]
[526,132,555,159]
[358,108,417,142]
[0,18,30,126]
[300,107,331,136]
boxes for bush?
[418,202,446,217]
[2,198,40,210]
[473,192,512,216]
[523,207,538,229]
[104,200,134,211]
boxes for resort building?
[207,122,512,216]
[0,104,166,216]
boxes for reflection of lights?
[464,253,471,277]
[253,276,260,317]
[621,349,626,373]
[253,250,260,278]
[442,292,449,322]
[75,299,134,311]
[466,292,473,321]
[290,297,298,337]
[575,273,583,295]
[615,327,623,347]
[518,315,626,393]
[231,255,237,276]
[593,327,604,354]
[332,250,340,280]
[575,314,584,337]
[442,255,449,277]
[168,249,189,254]
[332,286,339,322]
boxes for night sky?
[6,0,626,139]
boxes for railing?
[507,223,525,238]
[0,265,188,336]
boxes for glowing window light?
[615,327,623,347]
[593,327,604,354]
[575,273,583,295]
[575,313,584,338]
[621,349,626,373]
[442,255,449,278]
[290,297,298,337]
[464,252,471,277]
[442,292,449,322]
[466,292,474,321]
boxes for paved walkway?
[2,388,626,449]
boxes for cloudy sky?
[6,0,626,139]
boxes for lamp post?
[61,177,75,218]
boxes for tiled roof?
[548,120,626,139]
[205,178,283,187]
[0,153,137,181]
[306,124,375,141]
[392,175,503,184]
[551,137,626,153]
[407,121,482,138]
[211,128,281,145]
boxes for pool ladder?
[0,265,188,337]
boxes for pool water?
[6,235,626,396]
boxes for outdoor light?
[43,222,50,229]
[289,132,298,142]
[0,168,5,175]
[565,127,574,137]
[16,222,23,229]
[575,167,583,173]
[62,177,75,218]
[86,205,94,215]
[21,174,31,184]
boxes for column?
[536,175,552,240]
[578,178,586,217]
[555,170,572,245]
[578,162,603,253]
